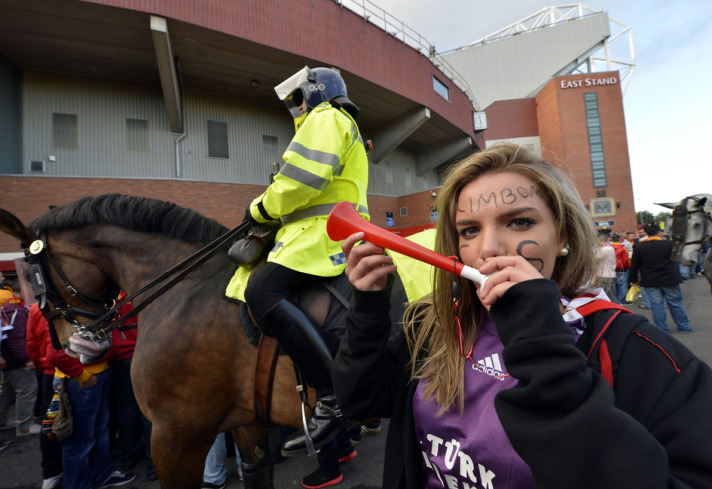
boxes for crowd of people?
[0,276,154,489]
[594,222,702,334]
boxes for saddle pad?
[239,302,264,348]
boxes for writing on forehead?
[464,185,541,212]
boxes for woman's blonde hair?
[403,142,598,414]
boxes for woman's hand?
[342,232,397,291]
[476,255,546,310]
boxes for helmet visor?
[275,66,311,119]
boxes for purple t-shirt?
[413,305,588,489]
[413,315,534,489]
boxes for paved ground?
[0,421,387,489]
[1,276,710,488]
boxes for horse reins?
[26,219,253,342]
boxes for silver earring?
[560,245,570,256]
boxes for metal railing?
[334,0,480,110]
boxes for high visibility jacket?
[226,102,369,301]
[388,229,437,302]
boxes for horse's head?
[0,208,119,363]
[670,196,711,266]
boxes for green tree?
[636,210,655,226]
[655,211,671,224]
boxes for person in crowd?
[610,233,631,303]
[50,334,136,489]
[636,227,648,242]
[0,272,14,307]
[0,281,38,437]
[25,302,63,489]
[594,230,617,302]
[201,432,243,489]
[0,274,10,453]
[629,224,693,334]
[333,143,712,488]
[621,232,635,303]
[108,292,155,480]
[679,262,695,280]
[227,66,369,456]
[695,241,709,276]
[630,228,652,308]
[299,427,358,489]
[626,231,637,244]
[349,420,381,447]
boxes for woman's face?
[455,171,564,280]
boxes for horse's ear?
[655,202,675,209]
[0,208,34,248]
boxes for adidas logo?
[472,353,507,380]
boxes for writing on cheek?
[470,185,541,211]
[516,240,543,272]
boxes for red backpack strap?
[598,339,614,388]
[584,310,622,389]
[575,300,632,317]
[576,300,632,389]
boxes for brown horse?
[0,194,344,489]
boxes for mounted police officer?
[236,66,369,456]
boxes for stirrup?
[295,370,318,457]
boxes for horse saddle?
[239,273,352,353]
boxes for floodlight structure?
[467,4,636,96]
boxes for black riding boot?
[260,299,347,456]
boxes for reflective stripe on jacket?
[248,101,369,276]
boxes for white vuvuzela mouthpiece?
[459,265,490,287]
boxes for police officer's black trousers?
[244,262,333,389]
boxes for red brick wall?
[536,72,637,233]
[0,176,436,253]
[397,191,439,228]
[349,191,438,231]
[535,81,565,162]
[484,98,539,140]
[0,176,263,252]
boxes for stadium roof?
[442,4,636,108]
[0,0,484,165]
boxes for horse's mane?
[30,194,229,244]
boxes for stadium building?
[443,5,637,233]
[0,1,636,272]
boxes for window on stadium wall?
[53,113,79,150]
[262,135,279,168]
[207,119,230,159]
[385,160,393,184]
[584,93,607,188]
[432,75,450,102]
[126,118,149,153]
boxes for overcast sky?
[368,0,711,214]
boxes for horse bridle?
[23,219,253,348]
[671,196,712,262]
[24,231,120,349]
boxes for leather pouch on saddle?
[228,222,279,266]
